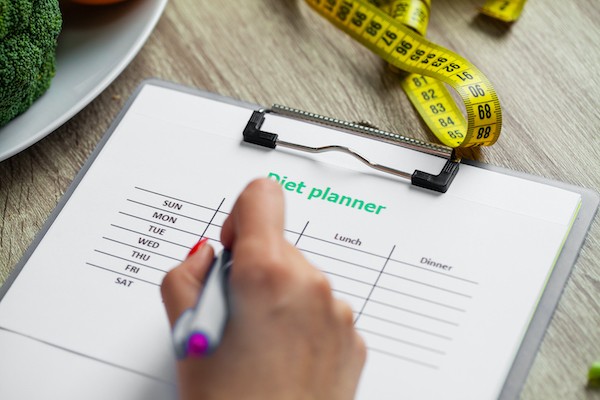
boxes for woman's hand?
[161,178,366,400]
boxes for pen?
[172,249,232,359]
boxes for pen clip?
[243,109,460,193]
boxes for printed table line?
[86,262,161,287]
[389,258,479,285]
[301,233,388,259]
[110,224,190,249]
[300,247,381,272]
[134,187,220,212]
[118,212,202,237]
[126,199,212,225]
[367,299,460,326]
[381,270,473,298]
[367,347,439,369]
[358,327,446,355]
[360,313,453,340]
[93,250,169,273]
[375,285,467,312]
[102,237,183,263]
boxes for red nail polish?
[188,237,209,257]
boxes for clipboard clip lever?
[243,107,460,193]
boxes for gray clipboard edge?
[1,79,598,400]
[473,160,600,400]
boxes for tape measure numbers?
[305,0,510,148]
[480,0,527,22]
[384,0,431,36]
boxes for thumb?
[161,238,215,326]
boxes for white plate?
[0,0,168,162]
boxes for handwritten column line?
[199,197,226,242]
[354,245,396,325]
[294,221,310,246]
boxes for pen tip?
[187,333,210,357]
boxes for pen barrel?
[173,250,232,358]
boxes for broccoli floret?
[0,0,62,127]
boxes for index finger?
[220,178,284,251]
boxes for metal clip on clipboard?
[242,105,461,193]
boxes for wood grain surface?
[1,0,599,398]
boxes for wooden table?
[1,0,598,398]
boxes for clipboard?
[0,79,597,400]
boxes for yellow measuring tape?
[480,0,527,22]
[305,0,526,148]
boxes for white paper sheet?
[0,83,581,400]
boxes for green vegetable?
[589,361,600,388]
[0,0,62,127]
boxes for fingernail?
[188,237,209,257]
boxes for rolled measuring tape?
[304,0,526,148]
